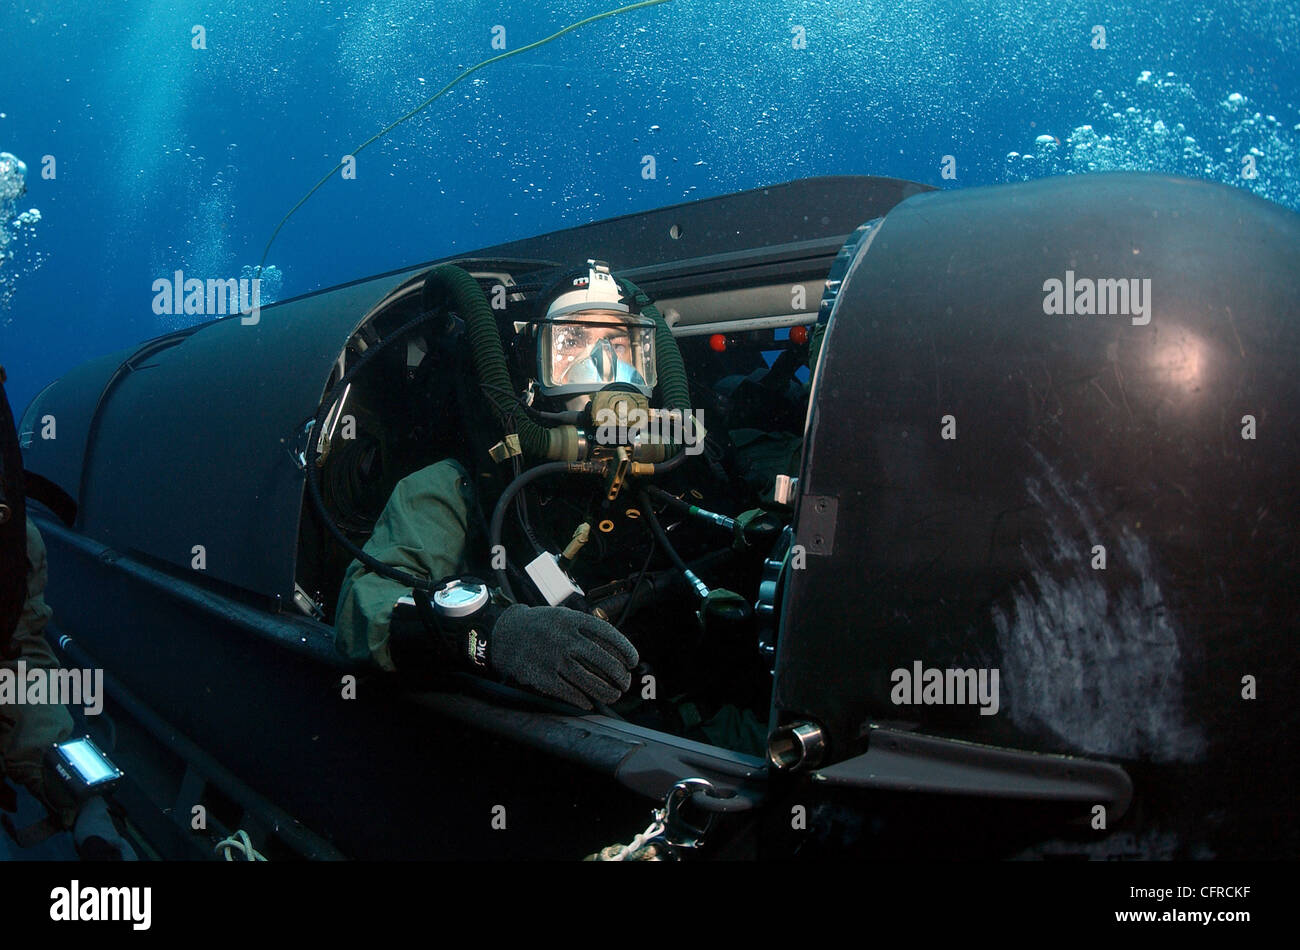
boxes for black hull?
[38,519,734,859]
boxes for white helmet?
[534,260,657,403]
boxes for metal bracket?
[287,419,314,471]
[292,584,325,621]
[656,778,718,850]
[798,494,838,556]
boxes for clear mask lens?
[538,311,657,395]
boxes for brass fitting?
[562,521,592,561]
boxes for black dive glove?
[489,604,639,710]
[389,593,639,710]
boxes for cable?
[254,0,673,278]
[479,381,582,425]
[616,535,658,627]
[478,382,530,427]
[482,386,548,558]
[645,445,691,475]
[510,453,546,557]
[489,461,604,601]
[215,829,267,861]
[637,489,710,600]
[643,484,735,534]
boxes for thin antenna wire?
[254,0,673,280]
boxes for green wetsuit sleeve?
[333,460,473,671]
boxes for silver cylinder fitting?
[767,721,826,771]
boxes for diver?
[331,261,678,710]
[326,258,804,733]
[0,368,134,859]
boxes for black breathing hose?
[428,265,556,458]
[489,460,604,601]
[616,277,690,415]
[637,489,710,600]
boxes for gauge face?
[434,580,488,617]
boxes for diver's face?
[536,308,656,408]
[554,310,634,384]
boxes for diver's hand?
[490,604,638,710]
[73,797,137,861]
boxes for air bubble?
[0,149,41,315]
[1006,71,1299,210]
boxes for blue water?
[2,0,1298,410]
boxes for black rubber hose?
[510,454,546,557]
[616,276,690,415]
[637,489,706,598]
[489,460,603,601]
[615,536,657,627]
[643,484,692,514]
[643,484,732,533]
[478,382,581,427]
[645,444,691,475]
[423,265,554,458]
[614,275,700,475]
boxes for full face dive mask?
[533,262,657,408]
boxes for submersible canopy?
[18,175,898,603]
